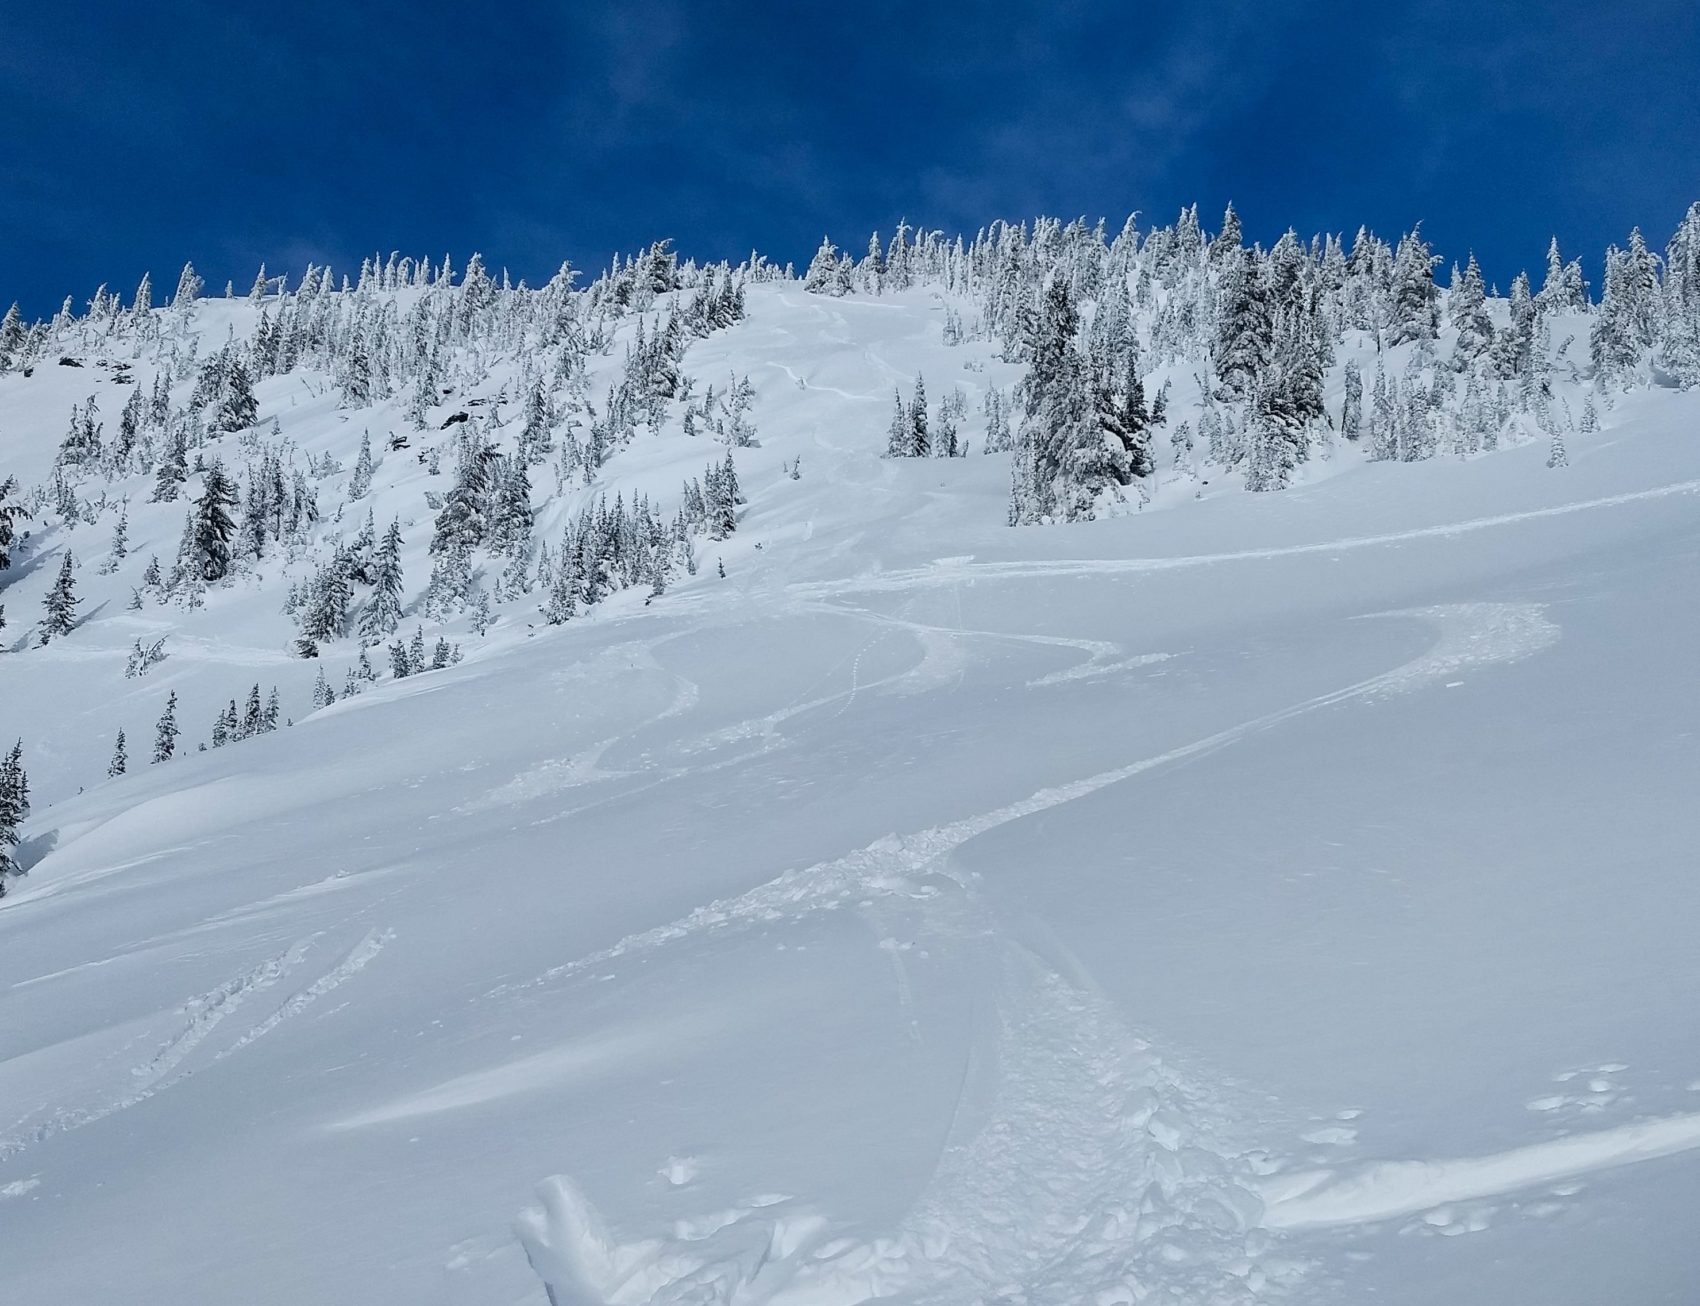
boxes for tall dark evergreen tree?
[359,520,405,643]
[108,729,127,778]
[1660,202,1700,387]
[39,550,79,642]
[193,462,239,581]
[885,389,909,458]
[1449,253,1494,364]
[0,740,29,888]
[0,475,29,570]
[154,692,179,763]
[241,685,263,739]
[1341,360,1363,441]
[217,356,258,431]
[908,375,930,457]
[151,426,189,502]
[1387,227,1439,346]
[1214,247,1271,400]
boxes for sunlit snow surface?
[4,287,1700,1304]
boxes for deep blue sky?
[3,0,1697,317]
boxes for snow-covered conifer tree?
[192,462,239,581]
[1341,360,1362,441]
[349,431,375,499]
[0,740,29,888]
[39,550,79,642]
[153,692,179,763]
[908,375,930,458]
[1449,253,1494,365]
[0,475,29,570]
[359,520,405,643]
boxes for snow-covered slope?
[3,247,1700,1304]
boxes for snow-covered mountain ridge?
[2,209,1699,1304]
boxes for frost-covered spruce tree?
[1449,253,1494,366]
[0,303,26,372]
[982,389,1013,453]
[908,375,930,457]
[518,378,553,464]
[1214,247,1270,400]
[802,237,843,295]
[1116,359,1154,475]
[936,386,967,459]
[884,389,909,457]
[422,536,474,619]
[1087,363,1152,481]
[113,390,143,468]
[0,740,29,887]
[702,457,739,540]
[153,692,179,763]
[1457,371,1492,454]
[341,317,372,407]
[217,355,257,431]
[1591,248,1640,385]
[1243,386,1293,492]
[1400,371,1437,461]
[489,456,533,556]
[1659,202,1700,388]
[192,461,239,581]
[431,435,497,555]
[241,685,263,738]
[1341,360,1362,441]
[151,424,189,502]
[39,550,79,642]
[1492,272,1536,381]
[1387,227,1439,346]
[0,475,29,570]
[349,431,375,499]
[359,520,405,643]
[312,667,336,708]
[1367,362,1397,461]
[541,562,578,624]
[59,397,102,465]
[722,374,757,447]
[1621,227,1662,347]
[1535,236,1589,315]
[108,730,127,778]
[171,261,204,310]
[300,555,353,646]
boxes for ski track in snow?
[215,928,392,1060]
[501,603,1553,1000]
[0,928,390,1162]
[509,602,1558,1304]
[814,598,1174,692]
[789,478,1700,598]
